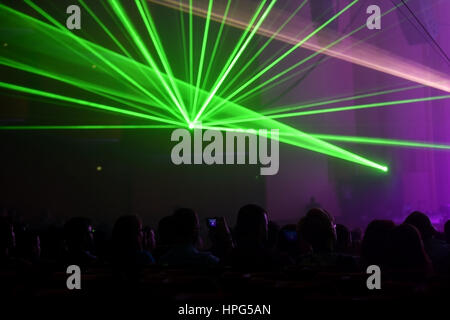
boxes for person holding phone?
[158,208,219,267]
[206,216,234,260]
[230,204,282,271]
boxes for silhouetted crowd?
[1,205,450,299]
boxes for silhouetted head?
[404,211,436,241]
[387,223,432,273]
[266,221,279,249]
[361,220,395,266]
[157,215,176,246]
[64,217,94,252]
[0,217,15,257]
[234,204,268,248]
[172,208,199,245]
[445,220,450,244]
[112,215,144,254]
[297,208,336,253]
[335,224,352,252]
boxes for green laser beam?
[204,95,450,126]
[0,47,176,122]
[1,3,186,121]
[24,0,139,88]
[206,85,423,126]
[193,0,277,123]
[79,0,176,111]
[0,66,388,173]
[268,95,450,119]
[217,0,308,99]
[1,6,178,120]
[0,75,390,172]
[0,46,389,173]
[0,57,176,121]
[78,0,130,56]
[0,81,184,126]
[21,1,182,121]
[203,0,359,119]
[109,0,190,123]
[210,0,316,107]
[229,1,406,107]
[0,125,179,130]
[236,2,342,100]
[201,3,346,121]
[191,0,270,123]
[200,0,232,93]
[228,0,358,98]
[178,0,190,86]
[193,124,389,172]
[100,0,141,58]
[0,3,181,123]
[0,1,393,172]
[136,0,187,114]
[192,0,214,118]
[263,86,424,115]
[0,54,178,124]
[188,0,194,107]
[310,134,450,150]
[112,0,187,117]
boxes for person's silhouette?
[158,208,218,267]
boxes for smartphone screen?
[283,230,297,242]
[207,218,217,228]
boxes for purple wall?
[264,0,450,230]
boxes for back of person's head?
[297,208,336,253]
[112,215,143,254]
[172,208,199,245]
[387,223,432,273]
[234,204,268,248]
[64,217,93,252]
[266,221,279,249]
[335,224,352,252]
[0,217,15,256]
[445,220,450,244]
[157,215,176,246]
[404,211,436,241]
[361,220,395,266]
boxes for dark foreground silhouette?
[1,205,449,301]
